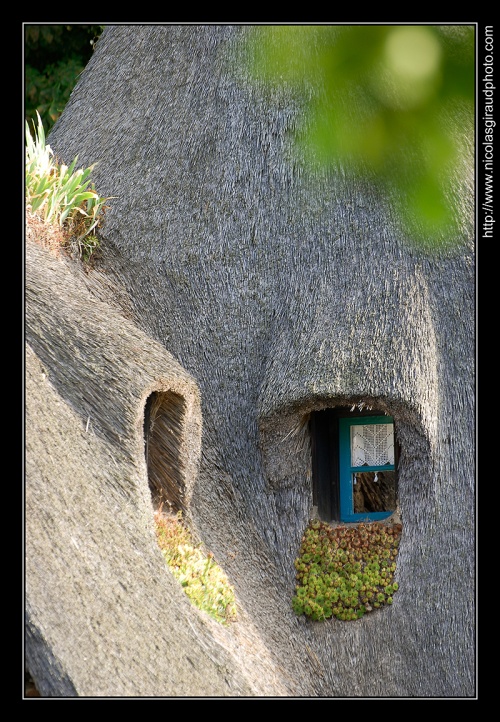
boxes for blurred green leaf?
[245,24,474,248]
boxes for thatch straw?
[26,25,475,697]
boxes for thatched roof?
[26,25,475,697]
[26,229,307,696]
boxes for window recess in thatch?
[144,391,187,514]
[310,408,400,524]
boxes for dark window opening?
[144,391,186,514]
[310,407,399,523]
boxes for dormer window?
[310,408,399,523]
[339,416,396,522]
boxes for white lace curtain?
[350,423,394,467]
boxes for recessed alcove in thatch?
[144,390,187,514]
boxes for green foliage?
[292,519,402,621]
[25,111,111,261]
[24,24,104,133]
[154,510,238,625]
[246,25,474,248]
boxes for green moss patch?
[154,510,237,625]
[292,519,401,621]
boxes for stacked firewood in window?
[353,471,396,513]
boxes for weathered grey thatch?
[25,25,475,697]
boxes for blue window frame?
[310,408,398,523]
[338,416,396,522]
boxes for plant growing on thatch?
[154,509,238,625]
[25,110,111,261]
[292,520,401,621]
